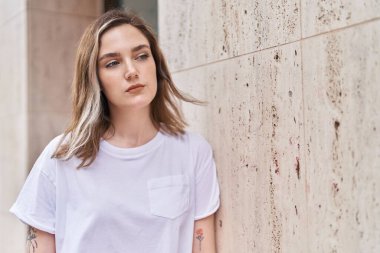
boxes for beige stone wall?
[0,1,101,252]
[26,0,102,168]
[0,1,28,251]
[159,1,380,252]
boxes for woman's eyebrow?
[98,44,150,62]
[131,44,150,52]
[98,52,121,62]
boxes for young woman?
[10,9,220,253]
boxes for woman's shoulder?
[28,134,67,180]
[43,133,68,153]
[35,133,72,165]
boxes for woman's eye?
[136,53,149,61]
[105,61,119,68]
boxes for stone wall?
[0,1,101,252]
[159,1,380,252]
[0,1,28,251]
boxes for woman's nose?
[124,60,138,80]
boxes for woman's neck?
[104,106,159,148]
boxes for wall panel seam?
[172,39,301,74]
[301,16,380,41]
[172,17,380,74]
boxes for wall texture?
[0,1,28,251]
[159,0,380,252]
[0,1,101,252]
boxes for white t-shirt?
[10,130,220,253]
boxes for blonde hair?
[53,9,204,168]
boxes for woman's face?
[97,24,157,112]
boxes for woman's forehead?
[99,24,149,52]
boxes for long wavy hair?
[53,9,204,168]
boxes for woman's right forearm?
[26,226,56,253]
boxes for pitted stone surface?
[302,0,380,37]
[160,0,380,252]
[303,20,380,253]
[172,42,306,253]
[159,0,301,71]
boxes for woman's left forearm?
[192,214,217,253]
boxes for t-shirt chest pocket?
[147,175,190,219]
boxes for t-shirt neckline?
[99,130,164,159]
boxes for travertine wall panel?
[172,42,306,252]
[0,114,27,253]
[0,0,25,25]
[0,1,101,252]
[0,115,27,253]
[0,13,27,117]
[159,0,300,71]
[0,1,28,252]
[0,213,25,252]
[27,10,95,113]
[302,0,380,37]
[0,115,27,208]
[27,113,70,167]
[160,0,380,252]
[27,8,100,167]
[28,0,101,16]
[303,20,380,253]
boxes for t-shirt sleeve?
[9,140,57,234]
[192,134,220,220]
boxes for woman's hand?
[26,226,55,253]
[192,214,217,253]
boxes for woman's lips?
[126,84,145,92]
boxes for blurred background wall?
[1,0,379,252]
[0,1,28,251]
[0,0,102,252]
[159,0,380,253]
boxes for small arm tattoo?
[27,226,38,253]
[195,228,205,251]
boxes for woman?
[10,9,220,253]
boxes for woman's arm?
[26,226,55,253]
[192,214,217,253]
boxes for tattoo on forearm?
[195,228,205,251]
[26,226,38,253]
